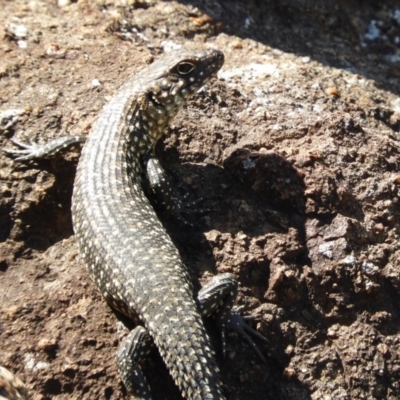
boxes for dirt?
[1,0,400,399]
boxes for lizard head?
[142,49,225,143]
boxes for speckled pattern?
[0,366,29,400]
[71,50,226,399]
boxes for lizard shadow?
[162,150,309,266]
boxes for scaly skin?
[0,366,29,400]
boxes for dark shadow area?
[2,156,78,251]
[223,149,306,221]
[0,210,12,243]
[178,0,400,101]
[42,378,62,395]
[163,158,306,238]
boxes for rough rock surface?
[1,1,400,399]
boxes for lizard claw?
[177,197,211,227]
[225,308,269,362]
[3,138,43,161]
[170,196,209,226]
[3,136,86,161]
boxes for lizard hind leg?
[116,326,154,400]
[197,273,268,362]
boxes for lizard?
[4,49,266,399]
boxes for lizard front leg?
[3,135,86,161]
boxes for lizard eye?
[176,61,195,75]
